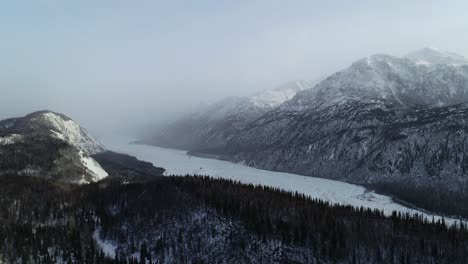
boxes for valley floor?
[102,135,465,226]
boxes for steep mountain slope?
[196,49,468,217]
[40,111,106,155]
[0,110,108,183]
[142,80,312,150]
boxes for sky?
[0,0,467,136]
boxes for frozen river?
[102,135,464,226]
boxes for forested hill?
[1,174,467,264]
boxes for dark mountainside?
[92,151,166,179]
[187,49,468,218]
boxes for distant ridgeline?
[141,80,312,151]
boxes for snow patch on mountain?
[0,134,22,145]
[250,80,311,108]
[50,130,66,141]
[42,112,106,155]
[79,151,108,183]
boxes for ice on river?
[101,135,465,226]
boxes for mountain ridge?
[405,47,468,65]
[190,48,468,217]
[0,110,108,183]
[141,80,313,150]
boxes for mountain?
[194,49,468,217]
[0,110,108,183]
[249,80,312,108]
[406,47,468,66]
[0,110,106,155]
[141,80,312,150]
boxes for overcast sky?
[1,0,467,136]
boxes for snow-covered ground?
[79,151,108,182]
[93,230,117,258]
[0,134,22,145]
[102,135,465,226]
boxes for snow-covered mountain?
[283,52,468,111]
[0,110,108,183]
[192,48,468,217]
[405,47,468,66]
[249,80,312,108]
[40,111,106,155]
[142,80,312,150]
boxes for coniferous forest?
[0,173,468,264]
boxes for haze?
[1,0,467,136]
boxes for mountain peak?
[0,111,108,183]
[250,80,312,108]
[26,110,72,120]
[6,110,106,155]
[405,47,468,65]
[38,111,106,155]
[288,49,468,110]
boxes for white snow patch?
[18,168,39,176]
[78,178,90,185]
[93,230,117,258]
[250,80,311,108]
[42,112,106,155]
[50,130,66,141]
[79,151,108,181]
[0,134,22,145]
